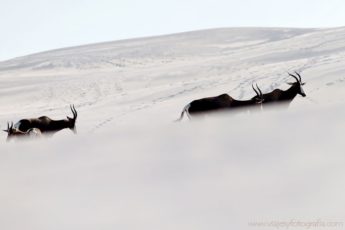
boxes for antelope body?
[4,122,42,142]
[14,105,78,134]
[176,84,263,121]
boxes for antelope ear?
[3,130,8,133]
[67,116,71,120]
[301,82,306,85]
[287,82,294,85]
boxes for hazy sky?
[0,0,344,61]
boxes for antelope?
[13,105,78,135]
[252,72,306,106]
[176,84,264,121]
[4,122,42,142]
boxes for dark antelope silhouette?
[4,122,42,142]
[252,72,306,105]
[13,105,78,135]
[176,84,264,121]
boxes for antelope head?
[252,83,264,104]
[3,122,14,135]
[67,105,78,133]
[3,122,21,141]
[288,72,306,97]
[3,122,42,142]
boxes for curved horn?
[295,71,302,82]
[73,105,77,119]
[252,83,259,97]
[256,83,263,98]
[70,105,77,120]
[4,122,13,133]
[3,122,9,132]
[288,72,299,83]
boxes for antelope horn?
[70,105,77,119]
[295,71,302,82]
[256,83,263,98]
[252,83,259,97]
[3,122,9,132]
[288,72,299,83]
[73,105,77,119]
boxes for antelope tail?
[174,104,190,122]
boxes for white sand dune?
[0,27,345,229]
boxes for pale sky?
[0,0,344,61]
